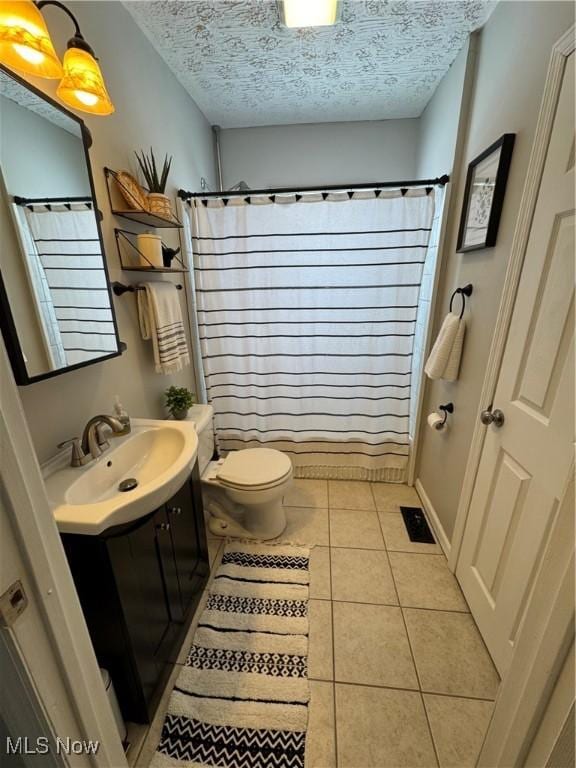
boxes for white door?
[456,53,575,676]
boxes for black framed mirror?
[0,64,122,385]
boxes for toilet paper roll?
[427,412,445,431]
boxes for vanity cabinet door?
[110,509,172,711]
[61,467,210,723]
[154,507,183,623]
[167,467,209,616]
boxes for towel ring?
[449,283,473,319]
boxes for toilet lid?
[217,448,292,489]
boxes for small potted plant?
[165,386,194,420]
[135,148,173,220]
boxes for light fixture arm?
[34,0,96,56]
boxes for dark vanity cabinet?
[61,464,209,724]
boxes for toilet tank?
[186,404,215,475]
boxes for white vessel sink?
[44,418,198,535]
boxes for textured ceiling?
[0,70,81,136]
[124,0,495,128]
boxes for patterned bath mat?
[151,543,311,768]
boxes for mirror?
[0,65,121,385]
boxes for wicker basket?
[147,192,173,220]
[115,171,148,211]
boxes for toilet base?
[202,485,288,541]
[208,516,279,540]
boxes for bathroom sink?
[44,418,198,535]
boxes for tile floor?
[284,479,499,768]
[135,479,499,768]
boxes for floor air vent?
[400,506,436,544]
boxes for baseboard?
[414,478,452,559]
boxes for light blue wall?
[417,41,470,179]
[220,118,420,189]
[0,96,90,198]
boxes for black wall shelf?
[104,167,182,229]
[114,229,188,273]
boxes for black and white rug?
[151,543,311,768]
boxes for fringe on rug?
[152,542,311,768]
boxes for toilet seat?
[216,448,292,491]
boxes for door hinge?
[0,580,28,627]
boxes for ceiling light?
[279,0,340,28]
[0,0,62,78]
[0,0,114,116]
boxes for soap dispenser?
[114,395,131,435]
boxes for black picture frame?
[0,63,124,386]
[457,133,516,253]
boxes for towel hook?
[449,283,473,319]
[438,402,454,427]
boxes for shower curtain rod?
[177,174,450,201]
[13,195,93,205]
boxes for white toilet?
[187,404,293,540]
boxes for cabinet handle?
[156,522,170,532]
[167,506,183,516]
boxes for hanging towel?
[424,312,466,381]
[443,318,466,381]
[137,282,190,375]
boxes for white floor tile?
[305,681,336,768]
[309,546,331,600]
[424,694,494,768]
[284,478,328,508]
[404,609,500,699]
[331,548,397,604]
[280,506,329,545]
[308,599,334,681]
[333,602,417,689]
[335,684,437,767]
[371,482,421,512]
[389,552,468,611]
[328,480,375,510]
[330,508,385,549]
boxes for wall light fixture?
[0,0,114,115]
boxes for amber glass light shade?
[0,0,62,77]
[56,45,114,115]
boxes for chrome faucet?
[58,414,125,467]
[57,437,91,467]
[81,415,125,460]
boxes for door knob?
[480,406,505,427]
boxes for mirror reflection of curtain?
[12,204,66,370]
[20,204,116,366]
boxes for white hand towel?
[137,282,190,375]
[424,312,465,381]
[443,317,466,381]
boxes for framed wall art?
[457,133,516,253]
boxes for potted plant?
[165,385,194,420]
[135,148,173,219]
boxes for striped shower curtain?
[187,188,436,482]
